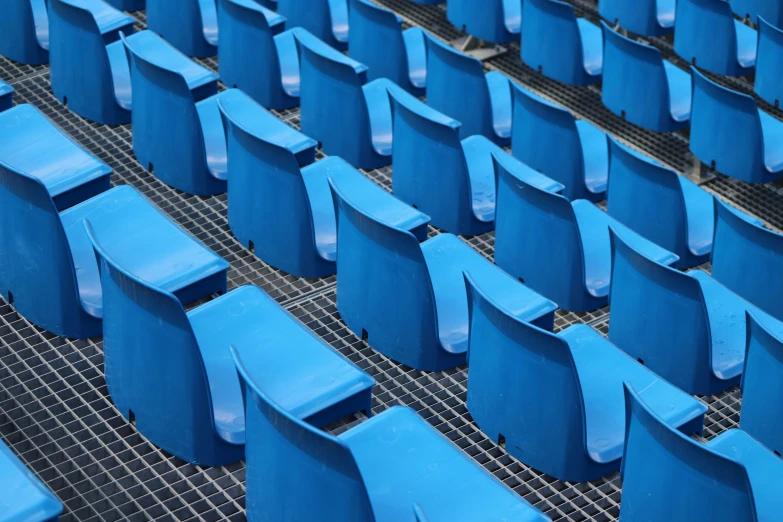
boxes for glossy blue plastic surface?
[731,0,783,26]
[690,67,783,183]
[146,0,218,57]
[447,0,522,43]
[330,175,556,371]
[511,84,608,201]
[601,23,691,132]
[278,0,348,50]
[234,347,551,522]
[521,0,602,85]
[49,0,136,125]
[620,383,783,522]
[754,17,783,106]
[598,0,675,35]
[348,0,427,95]
[495,167,678,312]
[712,196,783,321]
[426,36,512,145]
[0,0,49,65]
[0,439,63,522]
[105,0,145,9]
[389,88,563,235]
[465,274,707,482]
[0,80,13,112]
[674,0,757,76]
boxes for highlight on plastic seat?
[620,382,783,522]
[106,0,145,9]
[49,0,138,125]
[690,67,783,183]
[754,17,783,107]
[465,273,707,482]
[0,0,49,65]
[278,0,349,50]
[146,0,218,57]
[601,22,691,132]
[233,347,551,522]
[0,80,12,112]
[447,0,522,43]
[389,88,564,236]
[494,168,678,312]
[0,440,63,522]
[674,0,757,76]
[426,36,512,145]
[88,231,374,467]
[348,0,428,95]
[521,0,602,85]
[732,0,783,25]
[511,84,608,201]
[330,174,557,371]
[598,0,675,36]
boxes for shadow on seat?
[146,0,218,57]
[0,80,13,112]
[106,0,145,9]
[0,0,49,65]
[447,0,522,43]
[598,0,675,36]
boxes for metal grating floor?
[0,1,775,521]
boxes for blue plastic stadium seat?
[621,383,783,522]
[521,0,602,85]
[0,80,13,112]
[609,228,783,395]
[731,0,783,26]
[88,231,374,467]
[218,0,303,110]
[0,0,49,65]
[690,67,783,183]
[447,0,522,43]
[494,167,678,312]
[0,440,63,522]
[105,0,144,9]
[511,84,608,201]
[294,30,400,169]
[146,0,218,57]
[599,0,675,36]
[233,347,551,522]
[601,23,691,132]
[278,0,349,50]
[348,0,427,95]
[389,88,564,236]
[754,17,783,107]
[465,273,707,482]
[48,0,138,125]
[712,196,783,321]
[330,175,556,371]
[674,0,757,76]
[427,36,512,145]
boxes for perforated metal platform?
[0,2,774,521]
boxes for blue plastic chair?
[712,196,783,321]
[601,23,691,132]
[447,0,522,43]
[146,0,218,57]
[330,175,556,371]
[233,347,552,522]
[732,0,783,25]
[48,0,137,125]
[598,0,675,36]
[606,139,724,268]
[511,84,608,201]
[690,67,783,183]
[295,30,398,169]
[621,382,783,522]
[0,440,63,522]
[88,230,374,467]
[348,0,427,96]
[674,0,757,76]
[106,0,145,9]
[609,227,783,395]
[494,167,678,312]
[217,0,303,110]
[521,0,602,85]
[754,17,783,107]
[426,36,512,145]
[465,273,707,482]
[0,80,13,112]
[278,0,349,50]
[0,0,49,65]
[389,88,564,236]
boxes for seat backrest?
[731,0,783,26]
[0,0,48,65]
[233,346,376,522]
[599,0,661,35]
[278,0,344,46]
[146,0,214,55]
[674,0,738,73]
[349,0,407,85]
[621,383,756,522]
[521,0,584,84]
[447,0,517,42]
[712,197,783,320]
[689,66,765,182]
[754,16,783,106]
